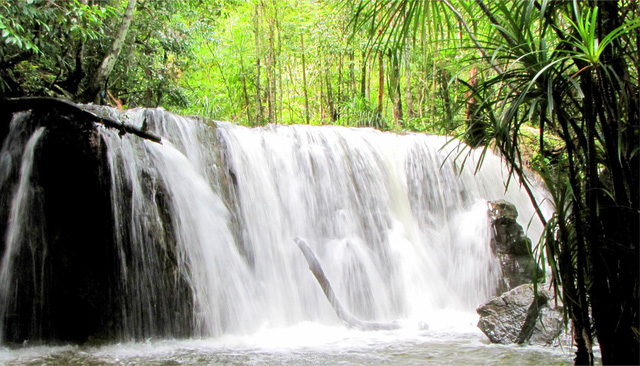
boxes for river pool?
[0,320,581,365]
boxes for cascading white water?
[101,109,259,338]
[0,113,46,342]
[97,108,550,339]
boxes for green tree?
[0,0,115,98]
[0,0,217,108]
[82,0,137,102]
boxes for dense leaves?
[0,1,114,97]
[0,0,220,105]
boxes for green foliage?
[564,5,640,66]
[1,0,478,132]
[0,0,226,106]
[0,1,115,95]
[171,0,478,131]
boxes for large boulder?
[477,283,564,345]
[0,102,193,345]
[488,200,542,293]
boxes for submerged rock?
[477,283,564,345]
[488,200,542,293]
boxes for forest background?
[0,0,486,133]
[1,0,638,365]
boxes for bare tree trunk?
[59,40,86,97]
[388,51,403,126]
[267,2,275,124]
[301,33,310,125]
[404,42,414,120]
[338,54,343,108]
[254,2,263,125]
[360,51,367,99]
[376,51,384,127]
[326,59,337,122]
[83,0,137,103]
[438,67,453,128]
[320,69,325,122]
[349,51,355,95]
[465,65,484,146]
[294,237,400,331]
[367,59,372,104]
[275,0,283,124]
[239,53,252,124]
[431,55,437,122]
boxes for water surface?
[0,320,577,365]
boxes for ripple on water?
[0,325,578,366]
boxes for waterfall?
[0,107,550,343]
[0,112,46,343]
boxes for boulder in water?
[476,283,564,345]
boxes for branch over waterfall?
[294,237,400,331]
[1,97,162,143]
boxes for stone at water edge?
[476,283,564,345]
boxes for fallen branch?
[294,237,400,331]
[1,97,162,144]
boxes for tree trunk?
[465,66,484,146]
[275,0,283,124]
[325,60,337,122]
[376,51,384,127]
[388,51,403,126]
[404,42,414,120]
[438,67,453,128]
[239,53,252,124]
[294,238,400,331]
[349,51,356,96]
[553,90,594,366]
[337,55,342,104]
[430,56,437,121]
[82,0,137,103]
[320,68,325,122]
[267,3,275,125]
[587,2,639,363]
[59,41,86,96]
[301,33,310,125]
[254,3,263,126]
[360,51,367,99]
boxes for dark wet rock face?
[0,106,191,345]
[0,109,119,344]
[488,200,542,293]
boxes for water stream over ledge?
[0,107,577,364]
